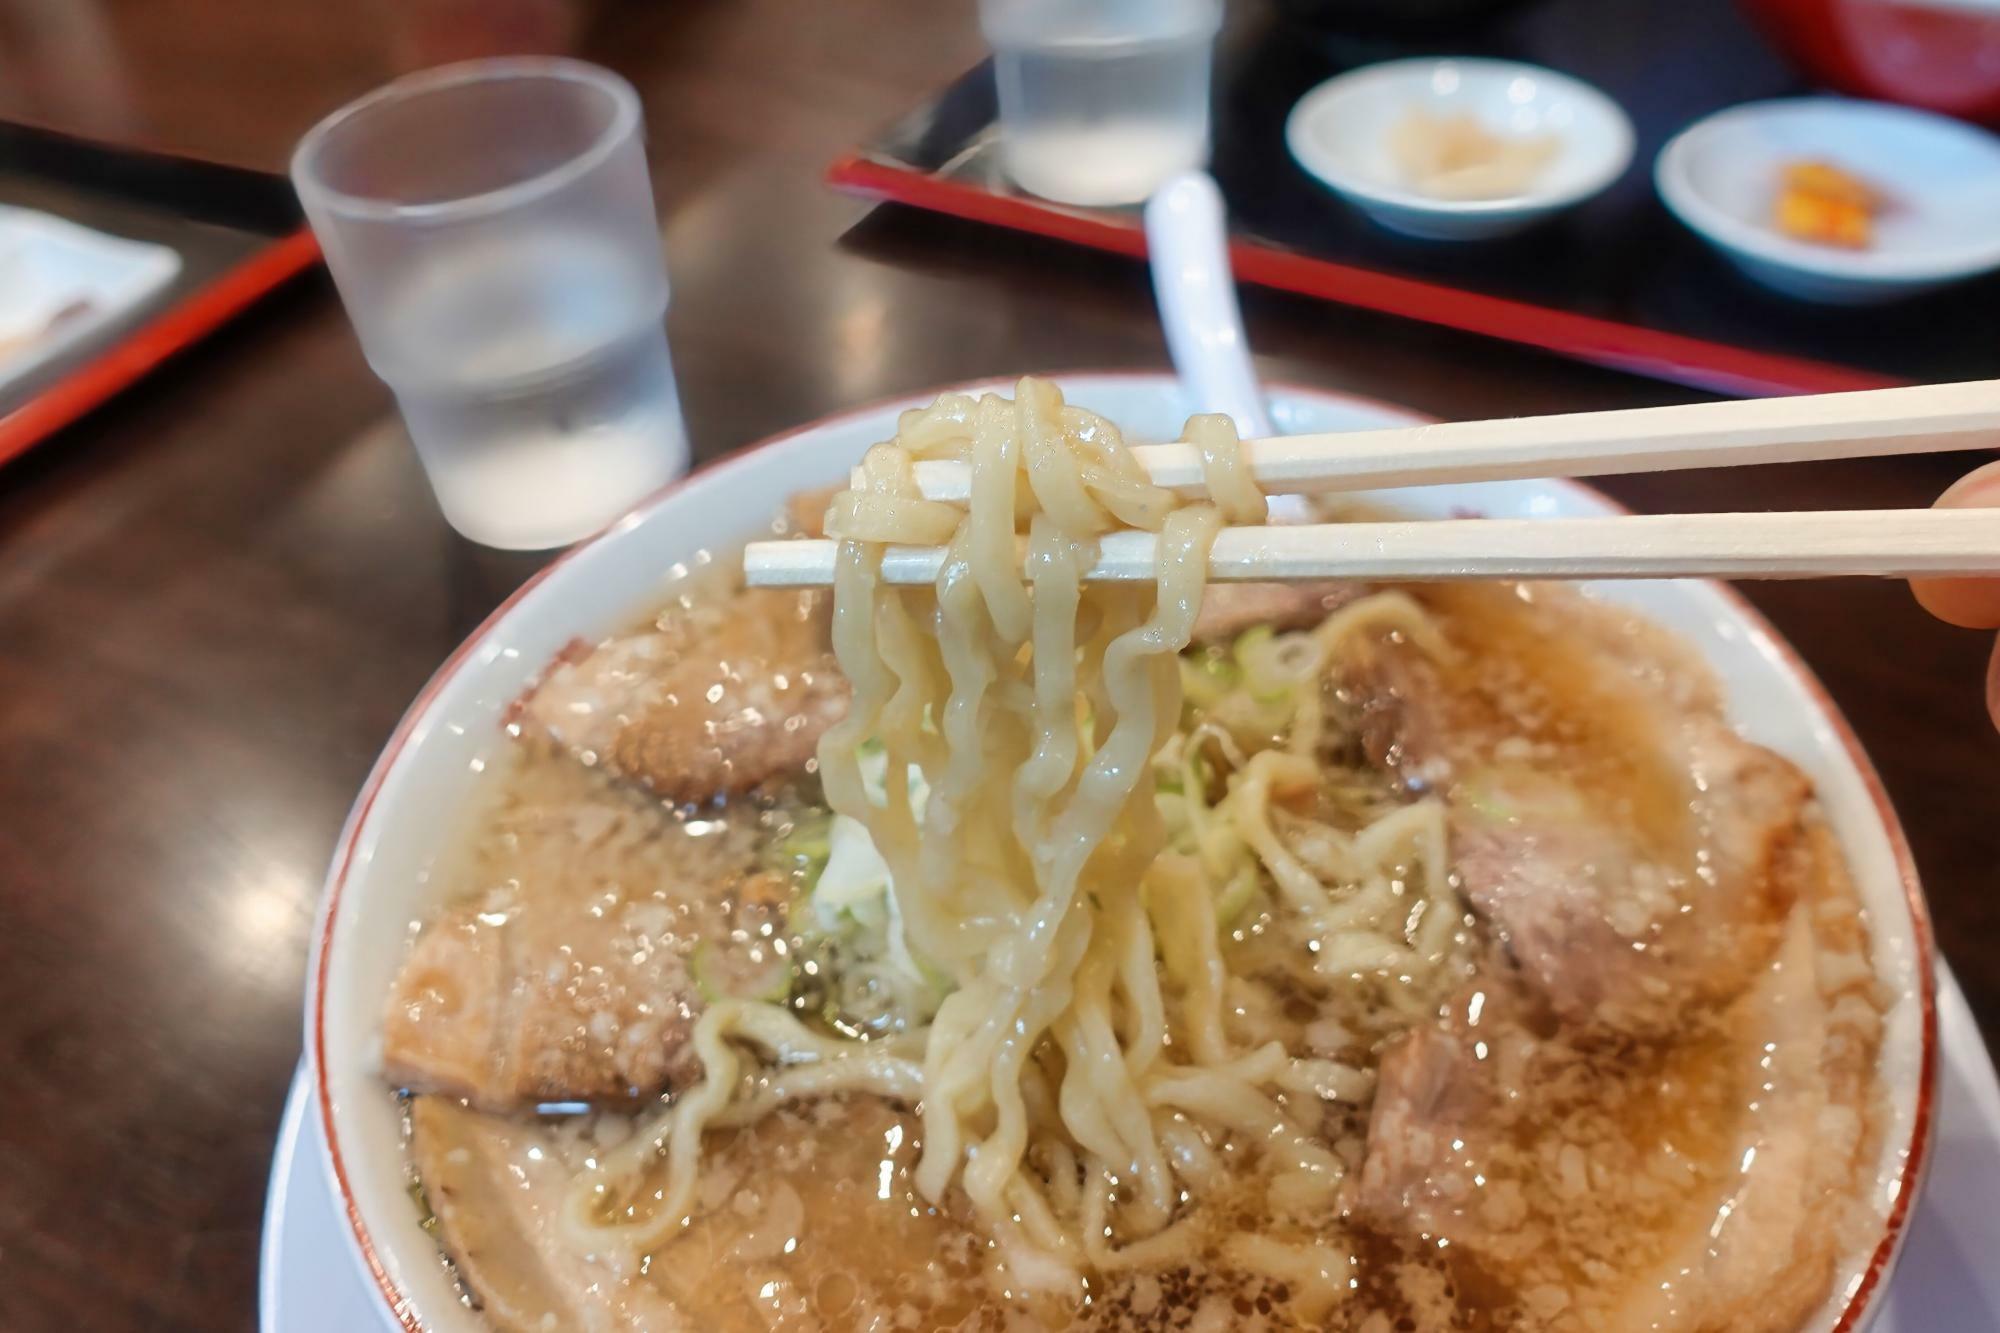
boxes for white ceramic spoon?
[1143,170,1275,439]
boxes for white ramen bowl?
[309,372,1936,1332]
[1286,58,1635,241]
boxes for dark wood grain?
[0,1,1993,1330]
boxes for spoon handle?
[1144,171,1275,440]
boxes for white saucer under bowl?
[1286,57,1635,240]
[1656,97,2000,304]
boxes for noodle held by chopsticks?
[559,377,1461,1293]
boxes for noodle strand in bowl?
[557,378,1463,1291]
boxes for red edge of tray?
[825,153,1908,401]
[0,226,323,470]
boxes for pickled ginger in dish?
[1388,108,1560,200]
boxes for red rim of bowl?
[307,371,1938,1333]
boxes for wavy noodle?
[558,377,1463,1295]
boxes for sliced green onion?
[1232,625,1274,668]
[772,808,834,885]
[408,1178,439,1234]
[690,940,792,1003]
[1462,781,1515,823]
[1179,649,1241,711]
[1213,863,1260,929]
[1234,625,1319,704]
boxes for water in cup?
[984,0,1220,207]
[378,230,687,551]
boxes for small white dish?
[1656,97,2000,304]
[1285,57,1635,240]
[305,372,1934,1332]
[0,207,181,403]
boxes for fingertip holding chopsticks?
[745,379,2000,588]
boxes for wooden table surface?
[0,1,1993,1328]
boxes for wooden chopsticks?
[900,380,2000,502]
[746,510,2000,586]
[744,380,2000,589]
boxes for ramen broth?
[384,531,1886,1332]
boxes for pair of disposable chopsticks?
[743,380,2000,588]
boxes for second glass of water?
[982,0,1222,207]
[292,58,688,550]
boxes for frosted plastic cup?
[980,0,1222,207]
[292,58,690,550]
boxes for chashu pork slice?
[381,756,790,1113]
[1190,580,1361,647]
[1346,586,1809,1037]
[524,586,848,806]
[380,885,703,1114]
[1351,821,1885,1332]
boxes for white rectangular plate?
[0,206,182,403]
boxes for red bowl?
[1741,0,2000,125]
